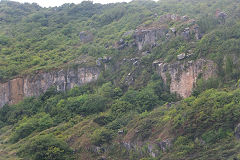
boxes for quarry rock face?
[0,67,100,107]
[132,14,202,51]
[133,26,168,51]
[155,59,216,98]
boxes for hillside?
[0,0,240,159]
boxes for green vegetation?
[1,0,240,159]
[18,134,73,160]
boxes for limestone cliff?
[0,67,100,107]
[132,14,201,51]
[155,59,216,98]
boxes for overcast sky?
[13,0,132,7]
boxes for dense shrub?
[173,89,240,139]
[93,115,113,126]
[10,113,53,142]
[18,134,73,160]
[111,100,134,117]
[91,127,114,146]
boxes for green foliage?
[173,136,195,157]
[192,77,220,96]
[138,119,154,140]
[111,100,134,117]
[93,114,113,126]
[1,0,240,159]
[91,127,114,146]
[10,113,53,143]
[2,97,43,125]
[107,113,134,130]
[201,128,232,144]
[173,89,240,139]
[136,88,159,112]
[18,134,73,160]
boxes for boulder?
[170,28,177,36]
[177,53,186,60]
[116,39,128,50]
[118,129,124,134]
[181,27,190,40]
[79,31,94,43]
[96,56,111,66]
[235,123,240,139]
[157,139,172,152]
[216,9,227,24]
[181,15,189,21]
[148,144,156,157]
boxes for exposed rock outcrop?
[216,9,227,24]
[235,123,240,139]
[131,14,202,51]
[134,26,168,51]
[158,139,173,152]
[79,31,94,43]
[155,59,216,98]
[0,67,100,107]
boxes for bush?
[136,89,158,112]
[192,77,220,96]
[173,136,195,157]
[202,128,232,144]
[10,113,53,142]
[107,113,134,130]
[18,134,73,160]
[138,119,154,140]
[81,94,108,115]
[111,100,134,117]
[5,97,43,124]
[91,128,114,146]
[93,115,113,126]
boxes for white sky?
[13,0,132,7]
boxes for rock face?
[0,67,100,107]
[131,14,202,51]
[155,59,216,98]
[134,26,168,51]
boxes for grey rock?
[157,139,172,152]
[148,144,156,157]
[177,53,186,60]
[79,31,94,43]
[216,10,227,24]
[118,129,124,134]
[181,27,190,40]
[116,39,128,50]
[96,59,102,66]
[0,67,100,108]
[134,27,168,51]
[235,123,240,139]
[182,15,189,21]
[155,59,216,98]
[122,30,134,37]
